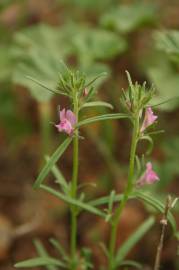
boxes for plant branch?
[154,195,172,270]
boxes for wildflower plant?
[14,67,178,270]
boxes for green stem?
[108,115,139,270]
[70,95,79,270]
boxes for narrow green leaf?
[150,96,179,108]
[146,130,165,136]
[26,76,67,96]
[135,191,177,233]
[49,238,68,261]
[34,239,58,270]
[84,72,107,88]
[77,113,129,128]
[89,193,136,207]
[14,257,66,268]
[119,260,142,269]
[45,156,69,193]
[115,216,155,266]
[108,190,116,212]
[34,137,72,189]
[81,101,113,110]
[40,184,106,218]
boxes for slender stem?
[108,115,139,270]
[70,94,79,270]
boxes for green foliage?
[62,0,112,10]
[78,62,110,91]
[80,101,113,110]
[77,113,129,127]
[155,137,179,188]
[34,137,72,189]
[72,27,127,62]
[56,63,108,101]
[100,2,157,34]
[119,260,142,269]
[0,86,32,140]
[0,0,21,11]
[147,58,179,111]
[135,191,177,234]
[147,30,179,111]
[115,216,155,267]
[14,257,66,268]
[89,191,177,234]
[49,238,68,262]
[12,24,72,102]
[34,239,58,270]
[0,46,13,81]
[45,156,69,194]
[40,184,106,218]
[154,30,179,63]
[80,248,93,269]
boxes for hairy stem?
[108,116,139,270]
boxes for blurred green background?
[0,0,179,269]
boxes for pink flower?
[137,162,159,186]
[141,107,158,132]
[55,108,77,136]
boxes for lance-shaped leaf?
[14,257,66,268]
[77,113,129,128]
[115,216,155,267]
[89,193,136,207]
[26,76,68,96]
[34,137,72,189]
[135,191,177,233]
[34,239,58,270]
[80,101,113,110]
[45,156,69,194]
[49,238,68,262]
[119,260,142,269]
[40,184,106,218]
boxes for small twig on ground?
[154,195,172,270]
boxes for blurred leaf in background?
[60,0,113,12]
[0,85,32,140]
[147,57,179,111]
[72,26,127,64]
[12,24,72,102]
[155,137,179,188]
[0,45,13,81]
[154,30,179,64]
[100,2,157,34]
[146,30,179,111]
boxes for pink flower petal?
[66,110,77,126]
[137,162,159,186]
[141,107,158,132]
[55,107,76,136]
